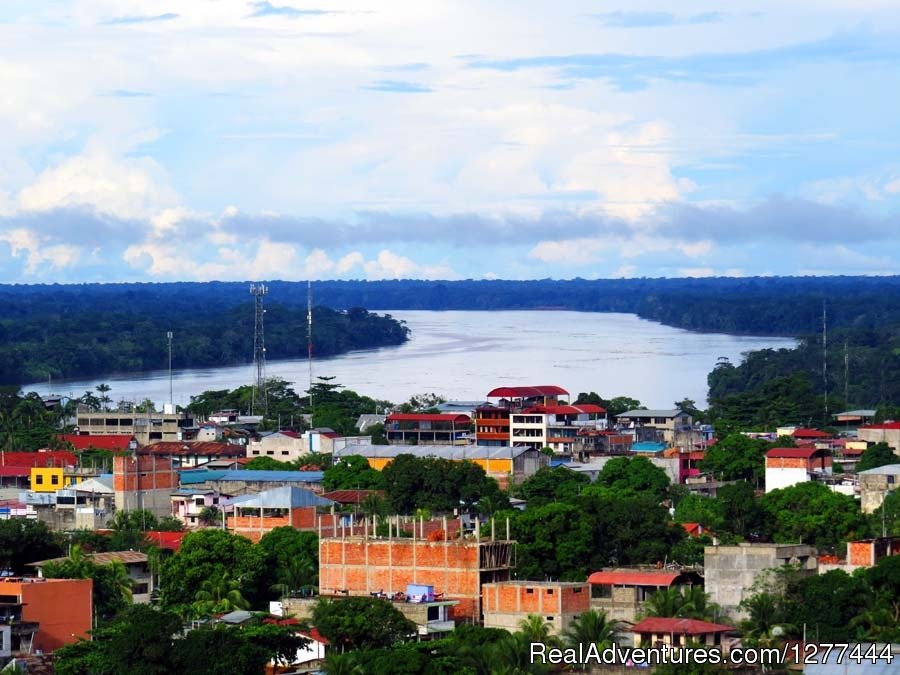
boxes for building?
[319,521,514,621]
[113,454,180,517]
[34,475,115,530]
[764,447,833,492]
[704,543,817,620]
[335,444,548,488]
[178,469,325,495]
[587,569,704,624]
[482,581,590,635]
[30,551,154,603]
[0,451,76,471]
[846,536,900,568]
[0,577,92,653]
[615,409,693,445]
[171,489,230,528]
[385,413,471,445]
[247,431,306,461]
[631,617,734,653]
[224,486,334,542]
[474,385,570,447]
[140,441,245,469]
[355,414,386,433]
[858,464,900,513]
[857,422,900,454]
[832,409,877,427]
[74,410,196,444]
[564,455,682,485]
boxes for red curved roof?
[791,428,830,438]
[486,385,569,398]
[631,617,733,635]
[766,447,825,459]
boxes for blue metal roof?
[224,486,334,509]
[178,469,324,485]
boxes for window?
[546,588,554,595]
[526,588,534,594]
[51,474,60,485]
[573,587,582,594]
[35,475,43,485]
[427,606,439,621]
[592,585,612,599]
[281,451,289,456]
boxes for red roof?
[587,570,681,586]
[766,447,826,459]
[140,442,245,457]
[841,446,865,457]
[301,628,329,645]
[681,523,703,537]
[861,422,900,430]
[145,531,186,551]
[0,451,77,468]
[321,489,385,504]
[632,617,733,635]
[0,467,30,477]
[792,428,830,438]
[386,413,471,423]
[524,404,605,415]
[58,434,136,451]
[486,385,569,399]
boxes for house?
[319,520,514,621]
[30,550,155,603]
[246,431,306,461]
[764,447,832,492]
[858,464,900,513]
[74,410,196,444]
[615,409,693,445]
[832,409,877,427]
[355,414,386,433]
[482,581,590,635]
[0,577,92,654]
[631,617,734,653]
[791,428,831,441]
[857,422,900,454]
[846,536,900,568]
[223,486,334,542]
[385,413,471,446]
[171,489,230,528]
[139,441,245,469]
[38,474,115,530]
[704,543,817,620]
[474,385,570,447]
[587,569,704,624]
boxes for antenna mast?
[307,280,314,417]
[822,301,828,418]
[250,283,268,416]
[844,340,849,406]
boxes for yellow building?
[30,467,79,493]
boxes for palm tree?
[322,652,363,675]
[563,609,619,651]
[192,571,250,616]
[517,614,553,644]
[198,506,222,527]
[641,585,724,622]
[490,632,549,675]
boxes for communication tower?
[250,283,268,416]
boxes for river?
[27,311,796,409]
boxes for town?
[0,376,897,674]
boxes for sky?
[1,0,900,282]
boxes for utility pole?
[307,279,314,418]
[167,331,174,409]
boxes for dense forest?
[5,277,900,415]
[0,297,409,385]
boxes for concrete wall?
[764,466,809,493]
[858,428,900,453]
[704,544,817,620]
[482,582,589,635]
[859,471,900,514]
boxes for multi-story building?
[247,431,306,461]
[223,486,334,542]
[482,581,590,635]
[31,551,154,603]
[385,413,471,445]
[474,386,606,454]
[319,521,515,621]
[858,464,900,513]
[615,409,693,445]
[171,489,230,528]
[0,577,92,654]
[704,543,817,620]
[74,410,196,444]
[587,568,704,624]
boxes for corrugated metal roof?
[617,409,686,418]
[58,434,135,451]
[141,442,245,457]
[486,385,569,398]
[224,486,334,509]
[587,570,682,586]
[179,469,324,484]
[858,464,900,475]
[387,413,471,423]
[766,447,826,459]
[30,550,148,567]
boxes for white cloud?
[0,227,81,274]
[678,267,716,277]
[363,250,455,280]
[529,238,607,265]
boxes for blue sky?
[1,0,899,282]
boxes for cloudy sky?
[2,0,899,282]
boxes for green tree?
[514,466,589,507]
[563,609,618,655]
[642,586,723,622]
[701,433,792,486]
[244,456,296,471]
[192,570,251,617]
[0,519,64,574]
[41,545,133,621]
[324,454,385,492]
[595,456,670,500]
[856,442,898,472]
[759,481,868,551]
[259,527,318,597]
[312,597,415,651]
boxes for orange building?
[113,454,180,516]
[482,581,590,635]
[0,578,92,653]
[764,446,832,493]
[847,536,900,568]
[319,523,514,621]
[225,486,334,543]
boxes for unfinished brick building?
[319,518,514,621]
